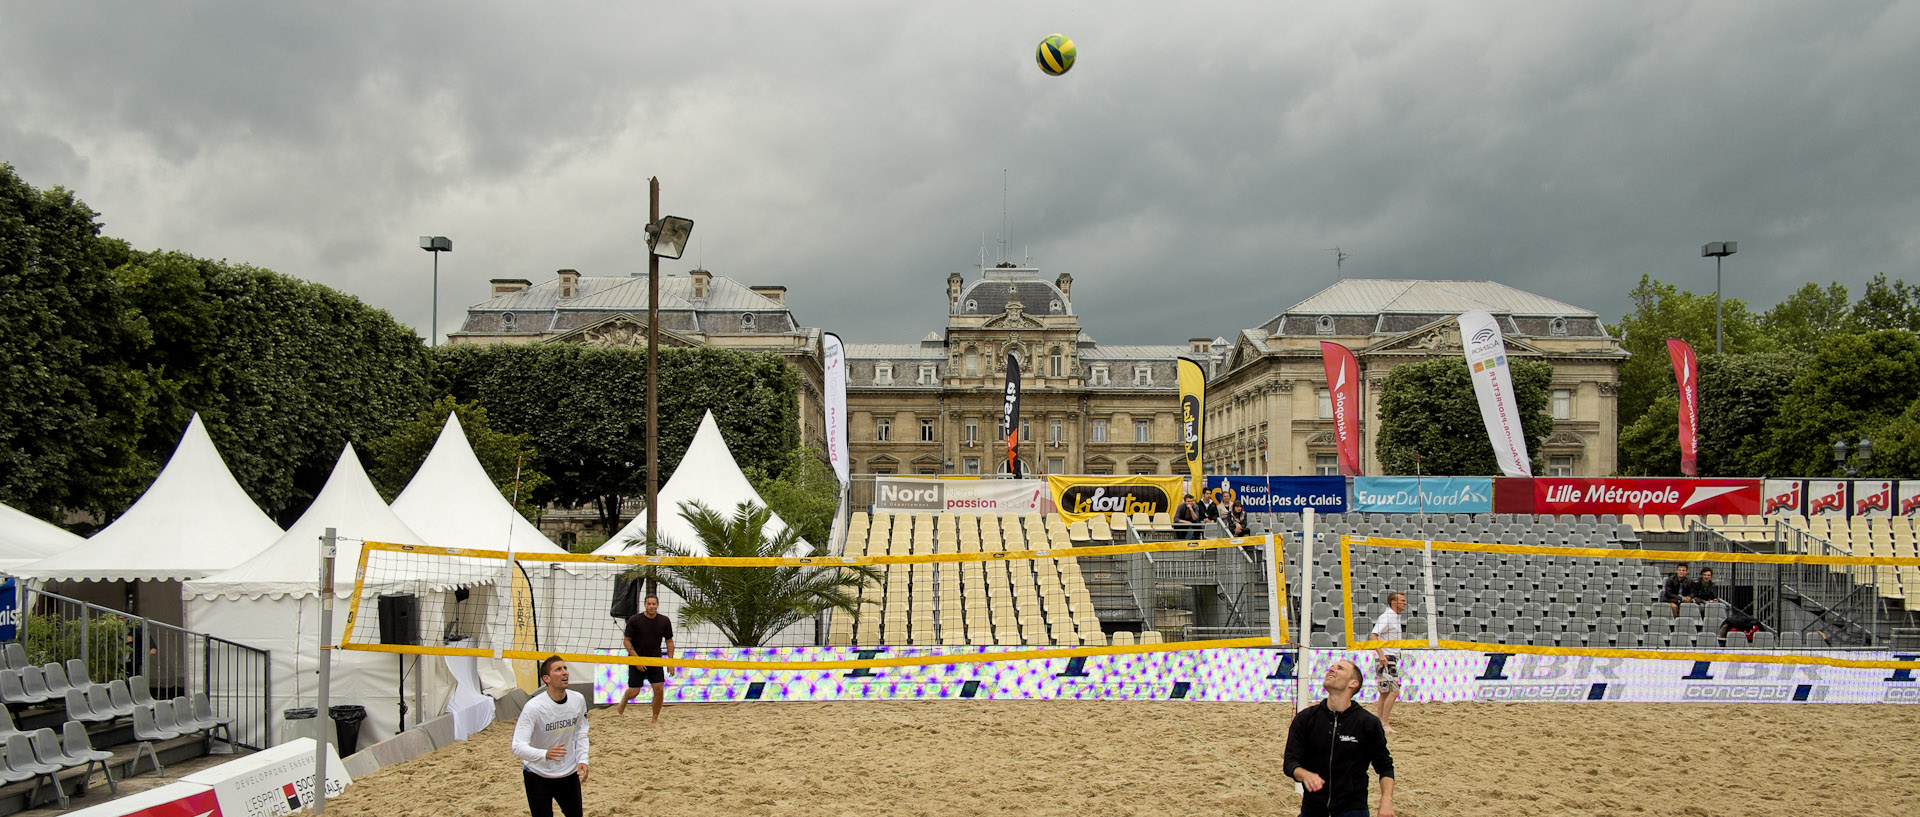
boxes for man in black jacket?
[1283,658,1395,817]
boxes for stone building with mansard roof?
[1207,279,1628,477]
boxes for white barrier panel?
[589,647,1920,705]
[64,782,217,817]
[179,737,352,816]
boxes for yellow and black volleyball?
[1036,34,1076,76]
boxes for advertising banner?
[178,737,351,816]
[1319,342,1363,476]
[1352,477,1494,514]
[1530,478,1761,516]
[69,783,220,817]
[1668,339,1700,477]
[1762,480,1805,516]
[1002,352,1022,478]
[589,646,1920,706]
[0,578,15,642]
[1807,480,1850,517]
[822,332,849,485]
[870,477,1047,515]
[1852,480,1895,517]
[1046,475,1184,525]
[1901,482,1920,517]
[1458,310,1533,477]
[1205,476,1347,514]
[1177,358,1206,488]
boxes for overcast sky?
[4,2,1916,346]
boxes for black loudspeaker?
[378,594,419,646]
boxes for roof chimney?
[750,285,786,305]
[1189,338,1211,355]
[491,278,532,297]
[556,269,579,299]
[689,269,711,300]
[947,272,964,312]
[1055,272,1073,301]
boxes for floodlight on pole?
[642,183,694,595]
[1701,241,1737,355]
[419,236,452,347]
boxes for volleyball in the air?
[1036,34,1076,76]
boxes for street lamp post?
[642,179,694,595]
[419,236,452,347]
[1701,241,1738,354]
[1832,438,1874,478]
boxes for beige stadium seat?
[1705,514,1725,527]
[1087,516,1112,542]
[1661,515,1685,533]
[1110,512,1131,534]
[1068,521,1091,543]
[1110,631,1136,647]
[1151,512,1174,532]
[1139,630,1164,645]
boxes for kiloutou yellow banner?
[1046,475,1186,525]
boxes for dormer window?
[740,312,756,331]
[501,312,516,332]
[1091,365,1110,386]
[875,364,893,386]
[1315,315,1335,335]
[965,299,978,313]
[1549,316,1568,336]
[1134,365,1153,386]
[919,365,937,385]
[1050,300,1062,313]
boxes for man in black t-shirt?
[616,594,675,722]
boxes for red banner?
[1667,339,1699,476]
[1530,478,1760,516]
[1319,341,1362,476]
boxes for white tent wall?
[185,586,468,749]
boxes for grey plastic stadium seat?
[2,644,24,672]
[60,721,115,794]
[1751,631,1776,650]
[1309,632,1334,648]
[128,675,156,708]
[105,681,139,717]
[17,667,55,704]
[6,733,65,808]
[39,663,75,699]
[0,670,38,706]
[65,689,111,724]
[131,704,179,775]
[1775,631,1802,649]
[87,682,129,719]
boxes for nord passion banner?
[1046,476,1184,525]
[870,477,1047,515]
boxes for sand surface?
[329,701,1920,816]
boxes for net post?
[1339,534,1355,649]
[1423,540,1439,649]
[1264,533,1284,646]
[315,527,336,814]
[1297,508,1314,712]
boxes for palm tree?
[623,500,878,647]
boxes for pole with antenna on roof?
[1001,169,1009,266]
[1327,246,1351,274]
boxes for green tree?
[1609,275,1768,428]
[623,501,877,647]
[430,343,801,534]
[1374,357,1554,476]
[365,395,550,519]
[0,164,155,519]
[1756,330,1920,477]
[1866,399,1920,479]
[1761,282,1853,354]
[747,446,842,547]
[1851,273,1920,332]
[1615,352,1807,476]
[117,252,432,521]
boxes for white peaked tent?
[0,502,85,571]
[390,412,566,696]
[17,414,283,583]
[594,410,808,557]
[587,411,818,654]
[183,445,476,749]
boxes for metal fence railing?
[13,585,273,749]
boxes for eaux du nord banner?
[1351,477,1493,514]
[1046,475,1184,524]
[1205,476,1347,514]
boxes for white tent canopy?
[594,410,807,557]
[391,412,565,557]
[183,444,472,748]
[15,414,282,582]
[0,502,85,571]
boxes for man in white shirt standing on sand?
[513,656,590,817]
[1369,591,1407,734]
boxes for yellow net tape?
[1337,535,1920,670]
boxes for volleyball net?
[335,533,1289,672]
[1331,534,1920,670]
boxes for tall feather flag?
[1458,310,1533,477]
[1319,342,1363,476]
[1002,352,1022,477]
[1177,358,1207,488]
[1667,339,1699,476]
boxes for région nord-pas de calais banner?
[1351,477,1493,514]
[870,477,1047,515]
[1204,476,1347,514]
[1046,475,1185,524]
[1520,477,1761,516]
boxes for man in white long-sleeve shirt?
[513,656,590,817]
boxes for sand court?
[328,701,1920,816]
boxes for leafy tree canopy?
[365,395,550,519]
[1609,274,1768,427]
[747,445,841,547]
[1374,357,1554,476]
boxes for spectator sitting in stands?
[1174,494,1205,540]
[1660,563,1695,615]
[1224,501,1251,537]
[1693,568,1718,605]
[1199,490,1222,523]
[1718,608,1763,642]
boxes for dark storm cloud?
[2,2,1915,346]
